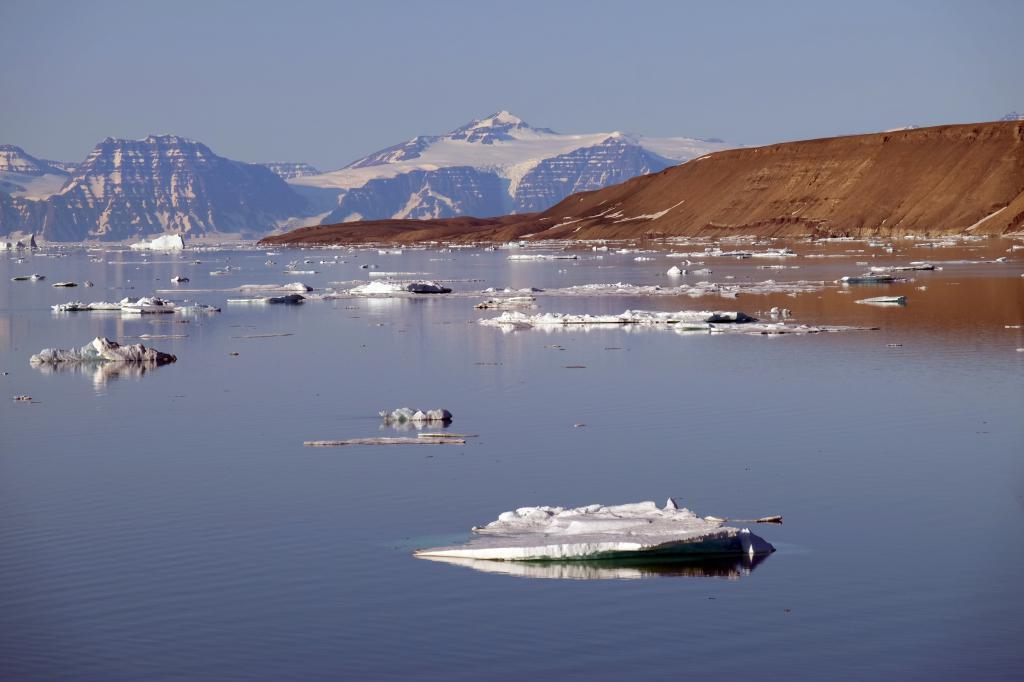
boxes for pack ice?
[414,499,775,561]
[30,337,177,366]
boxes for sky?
[2,0,1021,170]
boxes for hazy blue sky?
[2,0,1021,169]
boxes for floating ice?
[170,275,190,283]
[479,309,756,329]
[349,281,452,295]
[30,337,176,366]
[414,499,775,562]
[507,254,579,261]
[130,234,184,251]
[237,282,313,292]
[480,309,872,335]
[379,407,453,424]
[856,296,907,306]
[839,273,906,284]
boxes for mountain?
[1001,111,1023,121]
[290,111,730,223]
[261,162,322,179]
[262,121,1024,245]
[0,144,70,199]
[1,135,309,241]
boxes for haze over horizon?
[2,0,1021,169]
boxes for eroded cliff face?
[1,136,309,241]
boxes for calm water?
[2,240,1022,681]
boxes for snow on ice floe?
[30,337,177,367]
[414,499,775,562]
[130,234,185,251]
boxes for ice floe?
[380,407,453,424]
[237,282,313,292]
[349,281,452,295]
[130,234,184,251]
[856,296,907,306]
[414,499,775,562]
[30,337,177,366]
[479,309,873,335]
[478,309,755,329]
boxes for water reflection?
[416,553,770,580]
[31,361,161,389]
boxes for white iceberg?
[379,407,453,423]
[130,234,184,251]
[30,337,177,366]
[414,499,775,562]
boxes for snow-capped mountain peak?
[290,111,732,224]
[445,110,557,144]
[0,144,70,199]
[0,144,68,177]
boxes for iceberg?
[379,407,453,424]
[30,337,176,366]
[130,234,184,251]
[414,499,775,562]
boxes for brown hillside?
[261,121,1024,246]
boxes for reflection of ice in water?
[32,361,155,390]
[416,553,770,580]
[382,420,451,432]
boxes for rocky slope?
[262,121,1024,245]
[1,136,309,241]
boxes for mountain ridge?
[261,121,1024,245]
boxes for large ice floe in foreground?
[414,499,775,562]
[30,337,177,366]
